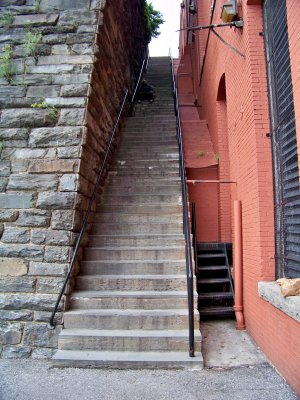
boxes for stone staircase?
[52,57,203,368]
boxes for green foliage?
[23,29,42,57]
[144,2,164,43]
[214,153,220,162]
[34,0,41,13]
[31,99,59,120]
[0,44,16,83]
[196,150,205,157]
[0,141,4,153]
[0,11,15,27]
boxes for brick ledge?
[258,281,300,323]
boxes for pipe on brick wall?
[233,200,246,330]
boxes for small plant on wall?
[23,29,42,58]
[0,44,16,83]
[144,2,164,43]
[0,11,15,27]
[31,99,59,121]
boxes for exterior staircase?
[52,57,203,368]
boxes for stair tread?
[70,290,191,298]
[198,292,233,298]
[198,278,230,283]
[65,309,190,316]
[52,349,203,365]
[59,329,198,338]
[198,306,234,312]
[77,274,186,279]
[197,254,225,258]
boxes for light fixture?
[180,2,185,9]
[221,0,238,23]
[189,4,197,15]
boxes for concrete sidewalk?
[0,321,298,400]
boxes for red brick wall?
[178,0,300,395]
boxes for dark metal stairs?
[196,243,235,320]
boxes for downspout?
[233,200,245,330]
[199,0,216,84]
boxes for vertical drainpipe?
[233,200,246,330]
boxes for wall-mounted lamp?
[189,4,197,15]
[221,0,238,23]
[180,2,185,9]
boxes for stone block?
[34,311,62,323]
[38,55,93,65]
[13,74,53,85]
[52,73,90,85]
[0,161,11,176]
[11,160,29,173]
[0,86,26,98]
[44,246,70,262]
[0,109,52,128]
[61,84,88,97]
[0,258,28,276]
[0,293,61,311]
[9,148,56,159]
[60,174,77,191]
[17,210,51,228]
[31,230,71,246]
[28,159,79,173]
[3,140,27,148]
[31,347,55,359]
[0,310,33,321]
[40,0,90,11]
[28,262,68,277]
[71,43,94,55]
[0,244,44,260]
[58,10,98,25]
[29,127,82,147]
[0,129,28,140]
[0,211,18,222]
[0,178,8,192]
[7,174,58,191]
[23,323,61,347]
[0,323,22,345]
[1,0,26,5]
[0,277,36,293]
[12,13,59,27]
[36,192,75,210]
[51,44,70,55]
[77,25,97,34]
[58,108,86,126]
[57,146,81,158]
[36,277,65,293]
[45,97,86,108]
[25,64,74,74]
[26,85,60,98]
[1,346,31,359]
[0,193,34,209]
[1,228,30,244]
[51,210,74,230]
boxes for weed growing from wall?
[0,44,16,83]
[0,11,15,27]
[23,29,42,57]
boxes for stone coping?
[258,281,300,323]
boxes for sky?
[148,0,182,58]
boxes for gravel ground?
[0,360,298,400]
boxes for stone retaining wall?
[0,0,146,358]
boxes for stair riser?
[58,336,199,352]
[86,237,185,247]
[100,195,182,204]
[69,296,189,310]
[83,248,185,261]
[93,214,182,224]
[64,314,190,330]
[120,138,177,144]
[91,223,183,235]
[75,277,187,291]
[98,204,182,214]
[107,177,180,185]
[103,185,181,194]
[110,165,179,172]
[108,171,179,177]
[80,261,186,274]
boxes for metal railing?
[170,57,195,357]
[49,55,148,328]
[191,202,198,273]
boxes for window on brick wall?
[263,0,300,278]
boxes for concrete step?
[80,259,186,275]
[112,158,179,166]
[91,222,183,235]
[93,213,182,224]
[106,176,181,186]
[107,170,180,178]
[103,184,180,195]
[69,290,194,310]
[83,246,186,261]
[75,274,187,291]
[120,140,178,147]
[100,194,182,204]
[63,309,191,330]
[120,137,177,144]
[58,329,201,352]
[97,203,182,214]
[52,349,204,369]
[87,234,185,247]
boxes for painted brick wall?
[178,0,300,395]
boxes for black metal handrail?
[170,57,195,357]
[191,202,198,273]
[49,54,148,328]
